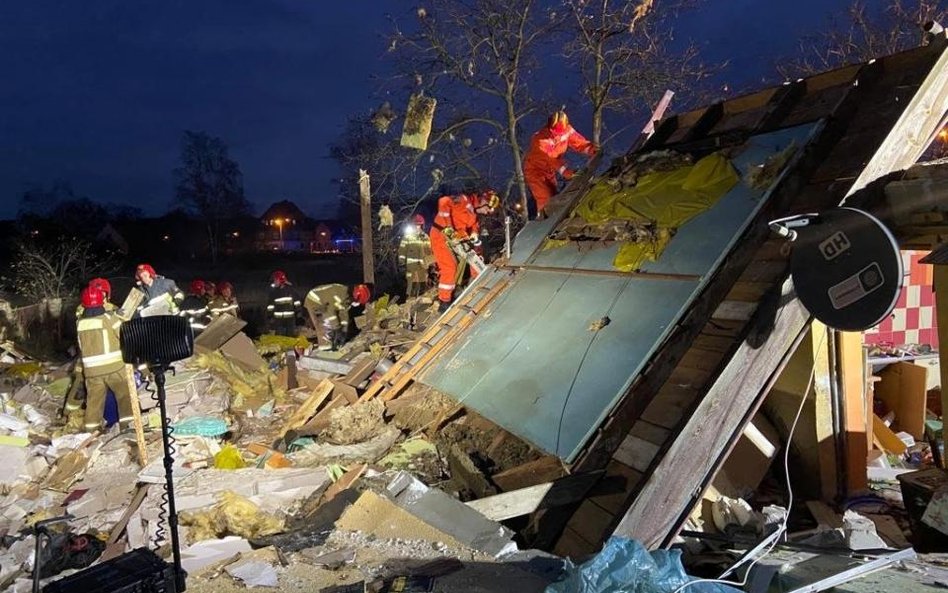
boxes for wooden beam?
[838,330,869,494]
[467,472,603,522]
[612,286,811,550]
[359,169,375,285]
[847,38,948,195]
[493,456,566,492]
[811,322,838,503]
[936,265,948,462]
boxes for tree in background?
[173,130,251,263]
[3,238,120,303]
[564,0,713,146]
[390,1,561,212]
[779,0,946,77]
[781,0,948,157]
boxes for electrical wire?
[670,329,826,593]
[139,367,178,550]
[553,275,634,456]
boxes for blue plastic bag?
[545,537,741,593]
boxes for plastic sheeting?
[545,537,741,593]
[573,153,739,272]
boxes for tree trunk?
[591,43,605,146]
[505,92,529,221]
[592,103,604,147]
[206,223,218,264]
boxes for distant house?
[95,223,130,254]
[258,200,314,252]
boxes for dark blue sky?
[0,1,850,220]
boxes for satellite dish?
[790,207,902,331]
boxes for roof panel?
[420,123,824,461]
[420,270,698,459]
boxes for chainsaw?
[448,236,487,275]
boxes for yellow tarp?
[572,152,739,272]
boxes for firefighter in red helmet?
[267,270,300,336]
[74,286,134,433]
[75,277,117,318]
[135,263,184,315]
[209,281,239,318]
[179,280,210,332]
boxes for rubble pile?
[0,292,560,593]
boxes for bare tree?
[564,0,714,146]
[779,0,947,78]
[390,1,561,213]
[4,238,120,302]
[173,130,251,263]
[331,113,504,291]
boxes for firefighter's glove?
[469,233,481,247]
[442,227,456,240]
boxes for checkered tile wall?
[863,251,939,348]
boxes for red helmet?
[189,280,206,295]
[135,263,156,281]
[218,281,234,296]
[204,281,217,296]
[413,214,426,227]
[271,270,288,286]
[549,110,569,135]
[88,278,111,299]
[80,286,104,309]
[352,284,371,306]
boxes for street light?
[274,219,284,250]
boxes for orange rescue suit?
[522,124,595,213]
[430,194,482,304]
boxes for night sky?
[0,0,851,220]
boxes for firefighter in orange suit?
[430,190,500,312]
[76,286,133,433]
[522,110,596,217]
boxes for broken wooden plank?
[492,456,566,492]
[865,513,910,549]
[872,413,908,456]
[320,463,367,505]
[282,379,334,435]
[448,445,496,499]
[296,396,346,436]
[123,365,148,467]
[613,289,811,549]
[106,484,150,546]
[330,379,359,405]
[341,358,378,387]
[466,472,603,522]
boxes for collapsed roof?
[410,34,948,555]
